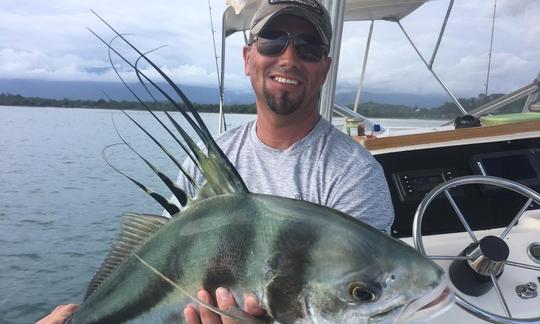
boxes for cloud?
[0,47,104,81]
[334,0,539,97]
[496,0,540,17]
[0,0,537,98]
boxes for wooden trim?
[357,120,540,151]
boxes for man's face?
[243,15,332,116]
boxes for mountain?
[0,79,447,108]
[0,79,254,104]
[334,90,447,109]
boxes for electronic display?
[472,149,540,192]
[392,168,458,202]
[407,175,445,192]
[481,154,538,181]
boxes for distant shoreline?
[0,92,524,120]
[0,93,257,114]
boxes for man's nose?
[278,40,300,67]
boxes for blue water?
[0,106,256,323]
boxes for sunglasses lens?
[293,34,325,62]
[257,30,289,56]
[256,30,326,62]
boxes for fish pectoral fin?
[133,254,268,324]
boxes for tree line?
[0,92,523,119]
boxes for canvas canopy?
[224,0,428,37]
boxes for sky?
[0,0,538,100]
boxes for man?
[179,0,392,231]
[182,0,393,323]
[38,0,393,323]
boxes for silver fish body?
[75,16,453,323]
[72,193,450,324]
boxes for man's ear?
[320,56,332,85]
[243,45,252,76]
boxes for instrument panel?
[393,168,458,202]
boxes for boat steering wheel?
[412,175,540,323]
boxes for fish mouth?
[368,304,405,323]
[397,284,454,323]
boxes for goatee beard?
[264,89,303,115]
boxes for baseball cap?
[249,0,332,47]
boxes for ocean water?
[0,106,441,323]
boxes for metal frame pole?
[353,20,374,113]
[397,20,467,115]
[485,0,497,96]
[429,0,454,69]
[319,0,347,122]
[218,9,228,134]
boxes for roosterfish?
[69,12,454,324]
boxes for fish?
[70,12,454,324]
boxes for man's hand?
[184,288,265,324]
[36,304,79,324]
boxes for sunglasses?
[254,30,328,63]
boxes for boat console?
[369,122,540,322]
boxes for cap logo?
[268,0,324,15]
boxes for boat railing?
[333,102,383,132]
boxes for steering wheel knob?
[468,235,510,277]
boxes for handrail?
[333,103,383,132]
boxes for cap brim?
[250,8,329,47]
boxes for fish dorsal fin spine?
[83,213,169,300]
[90,17,249,205]
[163,113,248,201]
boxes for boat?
[217,0,540,322]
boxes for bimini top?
[224,0,428,37]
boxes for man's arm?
[330,159,394,233]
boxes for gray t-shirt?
[179,118,394,232]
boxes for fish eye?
[348,283,377,303]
